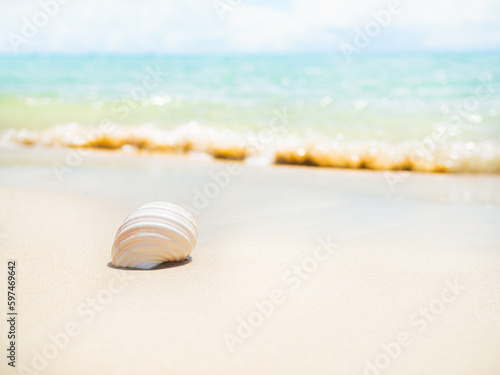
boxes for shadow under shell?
[107,256,192,271]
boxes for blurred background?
[0,0,499,171]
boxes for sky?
[1,0,499,54]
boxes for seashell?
[111,202,198,269]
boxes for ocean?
[1,53,499,172]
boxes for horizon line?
[0,50,500,58]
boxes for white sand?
[0,147,499,375]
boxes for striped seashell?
[111,202,198,269]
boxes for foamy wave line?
[2,123,500,174]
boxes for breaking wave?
[2,123,500,174]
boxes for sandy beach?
[1,146,499,375]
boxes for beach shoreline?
[3,122,500,174]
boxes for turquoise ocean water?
[0,53,499,172]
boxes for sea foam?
[2,123,500,173]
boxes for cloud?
[0,0,499,54]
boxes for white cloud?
[0,0,499,54]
